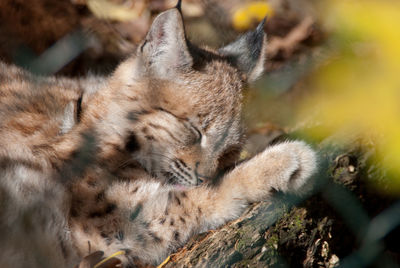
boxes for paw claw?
[264,141,317,193]
[286,141,317,192]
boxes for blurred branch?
[267,17,315,60]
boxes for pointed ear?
[138,7,192,78]
[219,20,267,83]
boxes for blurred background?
[1,0,400,267]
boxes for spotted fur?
[0,4,317,268]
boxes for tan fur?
[0,5,317,268]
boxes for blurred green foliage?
[298,0,400,193]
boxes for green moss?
[235,227,254,252]
[268,234,279,246]
[292,213,305,229]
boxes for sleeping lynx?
[0,3,317,267]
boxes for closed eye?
[185,121,202,144]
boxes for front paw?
[260,141,317,193]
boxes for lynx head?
[114,3,267,187]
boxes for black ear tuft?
[138,7,192,78]
[176,0,182,13]
[219,19,267,82]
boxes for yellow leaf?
[232,2,274,31]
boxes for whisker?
[146,152,176,162]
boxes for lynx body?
[0,4,316,267]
